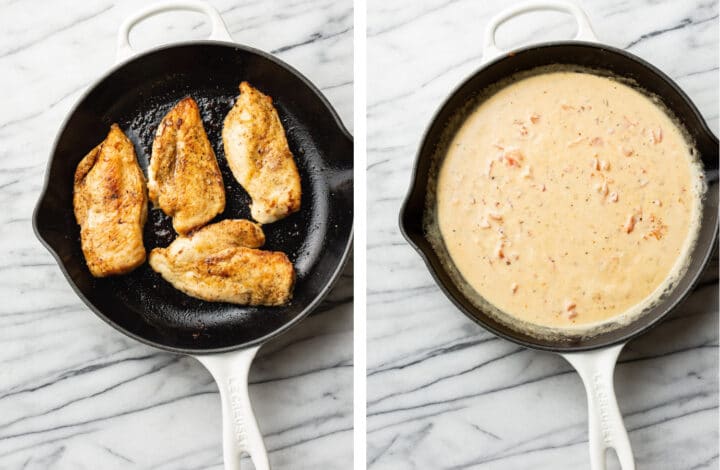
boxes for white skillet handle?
[482,0,598,64]
[195,345,270,470]
[562,344,635,470]
[116,0,232,63]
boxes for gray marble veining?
[0,1,352,468]
[367,1,718,469]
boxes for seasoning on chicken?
[149,219,295,306]
[222,82,301,224]
[148,97,225,234]
[73,124,147,277]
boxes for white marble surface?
[367,1,718,469]
[0,0,352,468]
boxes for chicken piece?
[149,97,225,234]
[222,82,301,224]
[73,124,147,277]
[156,219,266,260]
[149,219,295,306]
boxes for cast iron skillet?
[32,2,352,469]
[399,2,717,469]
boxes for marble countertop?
[0,1,352,469]
[367,0,718,469]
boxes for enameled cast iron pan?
[32,2,353,469]
[399,2,718,469]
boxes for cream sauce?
[435,71,703,331]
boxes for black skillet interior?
[34,42,353,353]
[400,42,719,352]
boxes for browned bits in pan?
[567,136,586,147]
[652,127,663,144]
[597,181,609,197]
[486,158,495,177]
[488,210,503,221]
[564,300,578,319]
[623,115,638,127]
[623,214,636,233]
[495,240,505,259]
[502,149,524,167]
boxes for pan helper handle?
[116,0,233,63]
[562,344,635,470]
[196,346,270,470]
[482,0,598,64]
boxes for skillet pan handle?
[116,0,233,63]
[562,344,635,470]
[195,345,270,470]
[482,0,598,64]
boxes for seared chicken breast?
[73,124,147,277]
[149,219,295,306]
[222,82,301,224]
[149,97,225,234]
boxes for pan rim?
[399,39,718,352]
[33,39,354,355]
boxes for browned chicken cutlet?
[149,219,295,306]
[222,82,301,224]
[149,97,225,234]
[73,124,147,277]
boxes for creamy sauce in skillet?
[435,71,703,331]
